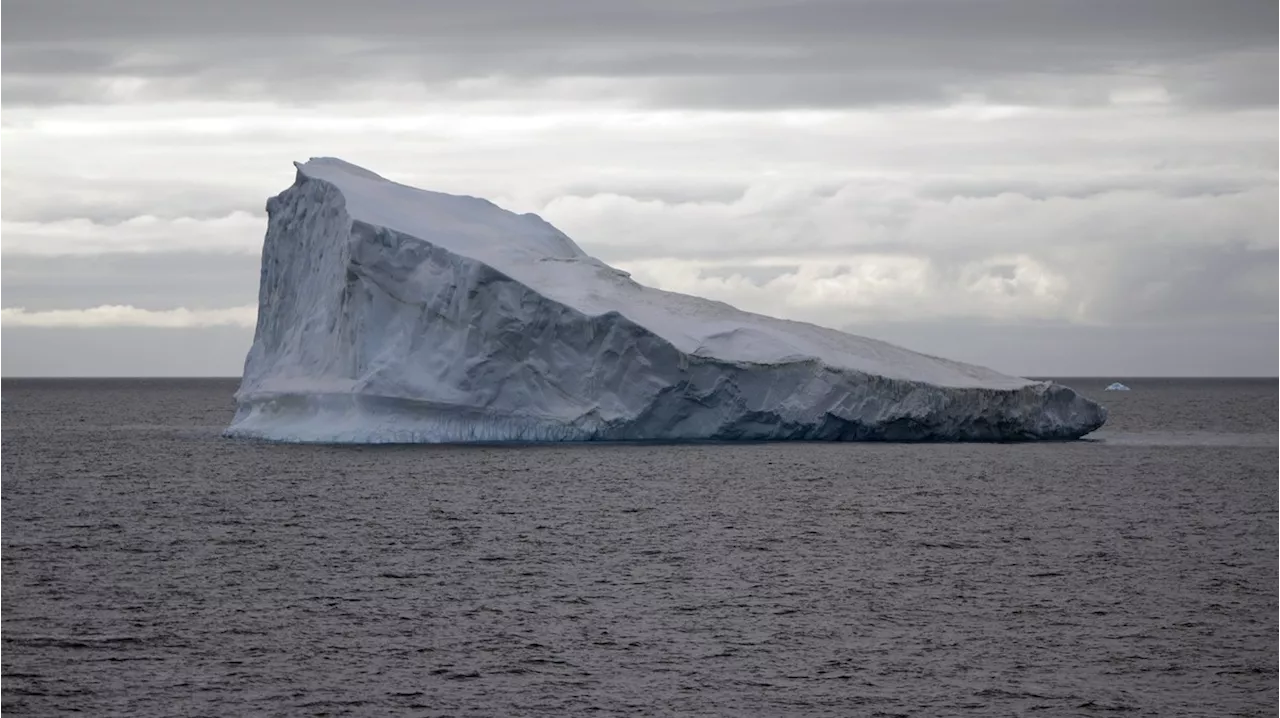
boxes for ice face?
[1105,383,1132,391]
[226,158,1107,443]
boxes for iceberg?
[226,158,1107,443]
[1104,382,1131,391]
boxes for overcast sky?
[2,0,1276,377]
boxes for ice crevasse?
[225,158,1107,443]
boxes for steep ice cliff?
[226,158,1106,443]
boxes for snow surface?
[226,157,1107,443]
[1105,382,1131,391]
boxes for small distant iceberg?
[1104,382,1131,391]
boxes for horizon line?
[2,375,1276,381]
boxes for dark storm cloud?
[3,0,1275,108]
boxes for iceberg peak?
[226,158,1107,443]
[296,157,391,183]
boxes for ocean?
[2,377,1276,716]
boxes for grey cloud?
[1,254,261,311]
[571,175,1276,330]
[645,73,957,111]
[581,179,1275,266]
[592,243,913,264]
[556,181,749,207]
[3,0,1275,109]
[905,239,1276,327]
[916,175,1276,202]
[5,0,1273,47]
[847,319,1279,378]
[984,264,1018,281]
[1,177,268,224]
[699,265,802,285]
[0,46,118,74]
[1081,242,1278,325]
[1,327,253,377]
[1164,50,1280,108]
[2,204,264,226]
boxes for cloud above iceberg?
[0,305,258,328]
[3,0,1275,109]
[1,0,1275,375]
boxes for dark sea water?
[2,377,1276,717]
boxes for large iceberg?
[226,158,1106,443]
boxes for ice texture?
[1105,382,1131,391]
[226,158,1107,443]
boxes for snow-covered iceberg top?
[1105,382,1131,391]
[226,158,1107,443]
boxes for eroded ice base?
[226,379,1106,445]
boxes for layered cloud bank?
[1,305,257,328]
[2,0,1274,376]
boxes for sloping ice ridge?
[226,157,1106,443]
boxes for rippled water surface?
[3,378,1276,717]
